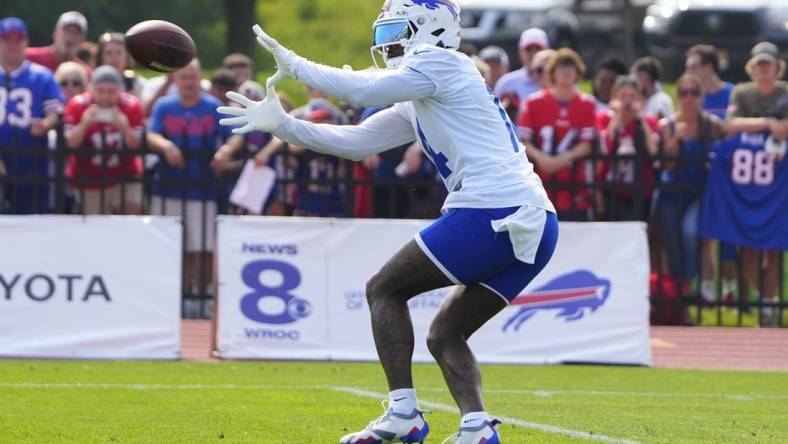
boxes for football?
[125,20,196,72]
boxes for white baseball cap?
[519,28,549,49]
[479,46,510,66]
[56,11,87,33]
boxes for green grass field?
[1,360,787,443]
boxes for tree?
[224,0,257,58]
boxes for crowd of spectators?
[0,14,785,323]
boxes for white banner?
[0,216,182,359]
[217,217,651,366]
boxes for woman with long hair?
[655,73,725,297]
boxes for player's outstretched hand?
[218,84,285,135]
[253,24,296,88]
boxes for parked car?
[643,0,788,81]
[457,0,653,68]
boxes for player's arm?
[219,85,415,161]
[290,61,436,107]
[251,25,435,106]
[274,107,415,161]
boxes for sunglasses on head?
[59,79,83,88]
[678,88,701,97]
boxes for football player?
[219,1,559,442]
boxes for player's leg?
[339,239,452,444]
[426,284,506,414]
[366,239,453,390]
[428,210,558,444]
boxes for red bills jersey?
[518,90,596,211]
[63,92,144,189]
[25,47,93,76]
[595,111,660,198]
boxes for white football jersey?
[274,44,554,212]
[394,45,553,211]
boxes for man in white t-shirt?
[631,56,673,120]
[493,28,549,105]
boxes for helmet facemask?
[371,19,414,69]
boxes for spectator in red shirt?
[25,11,91,75]
[518,48,596,221]
[595,75,659,221]
[63,65,144,214]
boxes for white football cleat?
[441,419,501,444]
[339,402,430,444]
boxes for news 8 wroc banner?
[0,216,182,359]
[217,217,651,366]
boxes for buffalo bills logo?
[503,270,611,332]
[412,0,460,19]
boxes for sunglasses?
[531,66,545,76]
[678,88,701,97]
[59,79,84,88]
[523,45,542,53]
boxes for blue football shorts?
[415,206,559,303]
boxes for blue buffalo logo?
[412,0,460,19]
[503,270,611,332]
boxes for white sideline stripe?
[3,382,783,402]
[0,382,319,390]
[414,387,788,401]
[331,386,642,444]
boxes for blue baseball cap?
[0,17,28,38]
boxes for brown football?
[125,20,196,72]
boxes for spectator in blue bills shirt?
[685,45,734,120]
[146,59,234,295]
[0,17,64,214]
